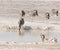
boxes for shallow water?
[0,31,40,43]
[0,30,60,43]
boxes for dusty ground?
[0,43,60,50]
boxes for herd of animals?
[18,9,59,43]
[19,9,59,30]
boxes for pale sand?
[0,42,60,50]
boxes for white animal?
[48,37,57,43]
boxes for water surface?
[0,30,60,43]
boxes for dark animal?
[56,11,58,16]
[32,10,38,16]
[19,18,24,31]
[52,9,58,16]
[45,12,50,19]
[21,10,25,17]
[40,34,45,42]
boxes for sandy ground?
[0,42,59,50]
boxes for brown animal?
[40,34,45,42]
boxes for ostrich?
[32,10,38,16]
[21,10,25,17]
[18,18,24,31]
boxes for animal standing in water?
[40,34,45,42]
[18,18,24,31]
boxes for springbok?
[40,34,45,42]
